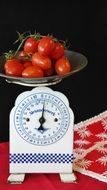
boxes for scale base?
[60,172,77,183]
[7,173,77,184]
[7,173,25,184]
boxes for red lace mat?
[74,110,107,183]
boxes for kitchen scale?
[0,50,87,184]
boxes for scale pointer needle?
[38,102,46,132]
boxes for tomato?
[18,50,27,57]
[38,36,55,56]
[4,59,24,77]
[44,66,54,77]
[24,37,38,54]
[32,52,52,70]
[23,61,32,68]
[22,65,44,78]
[50,42,64,59]
[55,57,72,75]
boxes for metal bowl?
[0,50,88,87]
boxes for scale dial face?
[14,91,70,145]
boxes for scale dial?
[14,88,71,146]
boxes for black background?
[0,0,107,142]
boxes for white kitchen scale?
[8,86,76,184]
[0,50,87,184]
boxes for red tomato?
[22,65,44,78]
[24,37,38,54]
[55,57,72,75]
[44,66,54,77]
[4,59,24,77]
[38,36,55,56]
[23,61,32,68]
[32,52,52,70]
[50,42,64,59]
[18,50,27,57]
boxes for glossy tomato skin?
[38,36,55,56]
[18,50,27,57]
[50,42,64,59]
[32,52,52,70]
[22,65,44,78]
[24,37,38,54]
[55,57,72,75]
[4,59,24,77]
[23,61,32,68]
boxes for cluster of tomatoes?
[4,33,72,78]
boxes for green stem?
[14,39,25,56]
[14,35,31,56]
[14,33,42,56]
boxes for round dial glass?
[14,92,70,145]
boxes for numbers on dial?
[14,92,70,145]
